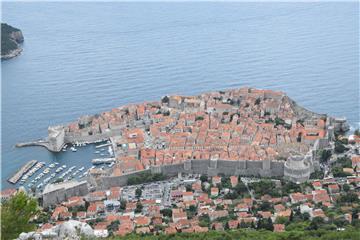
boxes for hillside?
[1,23,24,60]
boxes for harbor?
[6,140,115,192]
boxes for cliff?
[1,23,24,60]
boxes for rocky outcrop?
[17,220,95,240]
[1,23,24,60]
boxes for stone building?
[48,125,65,152]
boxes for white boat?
[62,165,67,168]
[51,173,56,178]
[49,164,55,168]
[70,147,77,152]
[79,167,85,171]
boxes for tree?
[354,129,360,137]
[335,141,347,153]
[135,188,142,199]
[308,216,324,230]
[259,201,272,211]
[200,175,208,183]
[257,218,273,231]
[319,149,332,164]
[135,202,143,213]
[332,166,350,178]
[195,116,204,121]
[160,208,172,218]
[107,220,120,236]
[274,117,285,126]
[1,192,38,240]
[343,184,351,192]
[120,200,127,210]
[189,205,197,213]
[240,221,248,228]
[199,214,210,227]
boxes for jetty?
[92,158,115,165]
[8,160,38,184]
[15,140,52,149]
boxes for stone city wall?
[97,159,286,190]
[64,130,121,144]
[98,169,152,190]
[42,181,89,208]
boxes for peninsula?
[17,88,350,190]
[1,23,24,60]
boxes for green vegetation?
[135,188,142,199]
[1,23,22,56]
[1,191,38,240]
[318,149,331,164]
[135,202,143,213]
[310,170,324,179]
[334,141,347,154]
[195,116,204,121]
[127,172,167,185]
[331,156,353,177]
[256,218,273,231]
[249,180,280,198]
[107,227,360,240]
[224,179,248,199]
[331,166,351,178]
[274,117,285,126]
[160,208,172,218]
[354,129,360,137]
[199,214,211,227]
[107,220,120,236]
[200,175,208,182]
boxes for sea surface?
[1,2,359,190]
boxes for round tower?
[284,154,311,183]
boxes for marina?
[7,140,115,191]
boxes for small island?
[1,23,24,60]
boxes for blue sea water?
[1,2,359,189]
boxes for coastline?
[1,47,23,60]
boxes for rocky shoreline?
[1,47,23,60]
[1,23,24,60]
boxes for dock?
[95,143,112,149]
[92,158,115,165]
[8,160,38,184]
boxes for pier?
[92,158,116,165]
[8,160,38,184]
[95,143,112,149]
